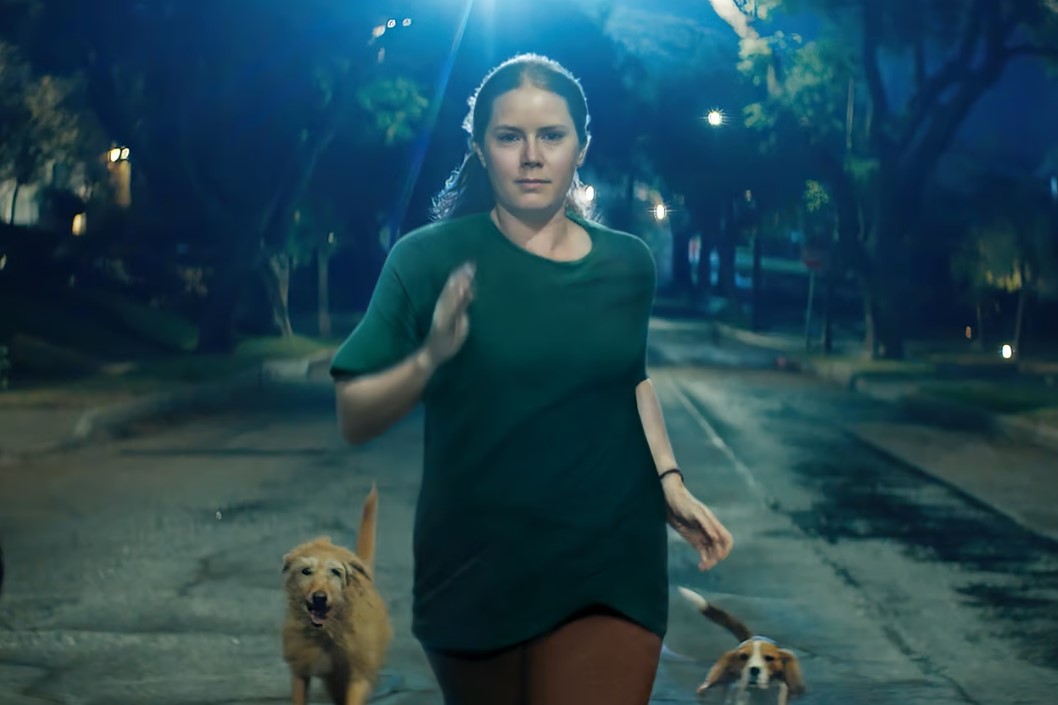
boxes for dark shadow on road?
[678,387,1058,672]
[120,448,331,457]
[785,430,1058,672]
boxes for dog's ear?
[281,551,295,574]
[698,650,740,693]
[345,561,370,586]
[779,649,806,695]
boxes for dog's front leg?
[292,674,310,705]
[344,677,373,705]
[775,681,789,705]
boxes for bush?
[80,289,200,352]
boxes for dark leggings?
[423,605,662,705]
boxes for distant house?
[0,150,125,235]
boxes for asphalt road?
[1,324,1056,704]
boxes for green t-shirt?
[331,210,668,651]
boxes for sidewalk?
[702,319,1058,452]
[653,315,1058,545]
[0,349,335,463]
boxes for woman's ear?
[577,136,591,167]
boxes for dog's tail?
[356,483,379,570]
[677,586,753,643]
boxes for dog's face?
[282,536,370,629]
[707,639,805,694]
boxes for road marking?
[665,376,775,507]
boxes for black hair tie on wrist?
[658,468,683,483]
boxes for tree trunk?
[264,253,294,338]
[820,272,834,354]
[317,247,331,339]
[197,267,246,353]
[750,229,763,331]
[974,299,985,351]
[1013,286,1028,359]
[8,182,20,225]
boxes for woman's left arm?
[635,378,680,479]
[635,378,734,571]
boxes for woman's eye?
[497,133,518,143]
[543,131,564,141]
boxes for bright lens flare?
[706,110,724,127]
[654,203,668,221]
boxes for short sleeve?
[330,240,424,380]
[633,239,657,384]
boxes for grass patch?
[80,289,199,352]
[234,334,335,359]
[920,381,1058,415]
[0,333,335,405]
[806,353,936,377]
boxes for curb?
[711,321,804,353]
[798,357,1058,454]
[2,348,336,462]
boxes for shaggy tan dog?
[281,484,392,705]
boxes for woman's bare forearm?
[635,378,683,484]
[335,348,437,445]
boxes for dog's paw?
[696,682,712,696]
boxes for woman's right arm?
[335,347,436,445]
[334,261,475,446]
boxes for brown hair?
[430,53,594,221]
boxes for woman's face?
[477,82,584,219]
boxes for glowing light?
[387,19,397,28]
[108,148,121,162]
[120,147,130,160]
[1001,344,1014,360]
[402,18,412,27]
[654,203,668,221]
[372,25,386,38]
[72,213,87,236]
[706,109,724,127]
[583,185,596,202]
[965,326,972,340]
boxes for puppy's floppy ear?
[281,551,295,574]
[697,650,741,694]
[779,649,806,695]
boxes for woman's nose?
[522,139,541,165]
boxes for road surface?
[1,321,1056,704]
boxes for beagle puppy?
[678,587,806,705]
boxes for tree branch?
[900,59,1007,200]
[1004,43,1058,61]
[862,0,889,141]
[898,0,986,152]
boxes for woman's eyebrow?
[492,124,568,133]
